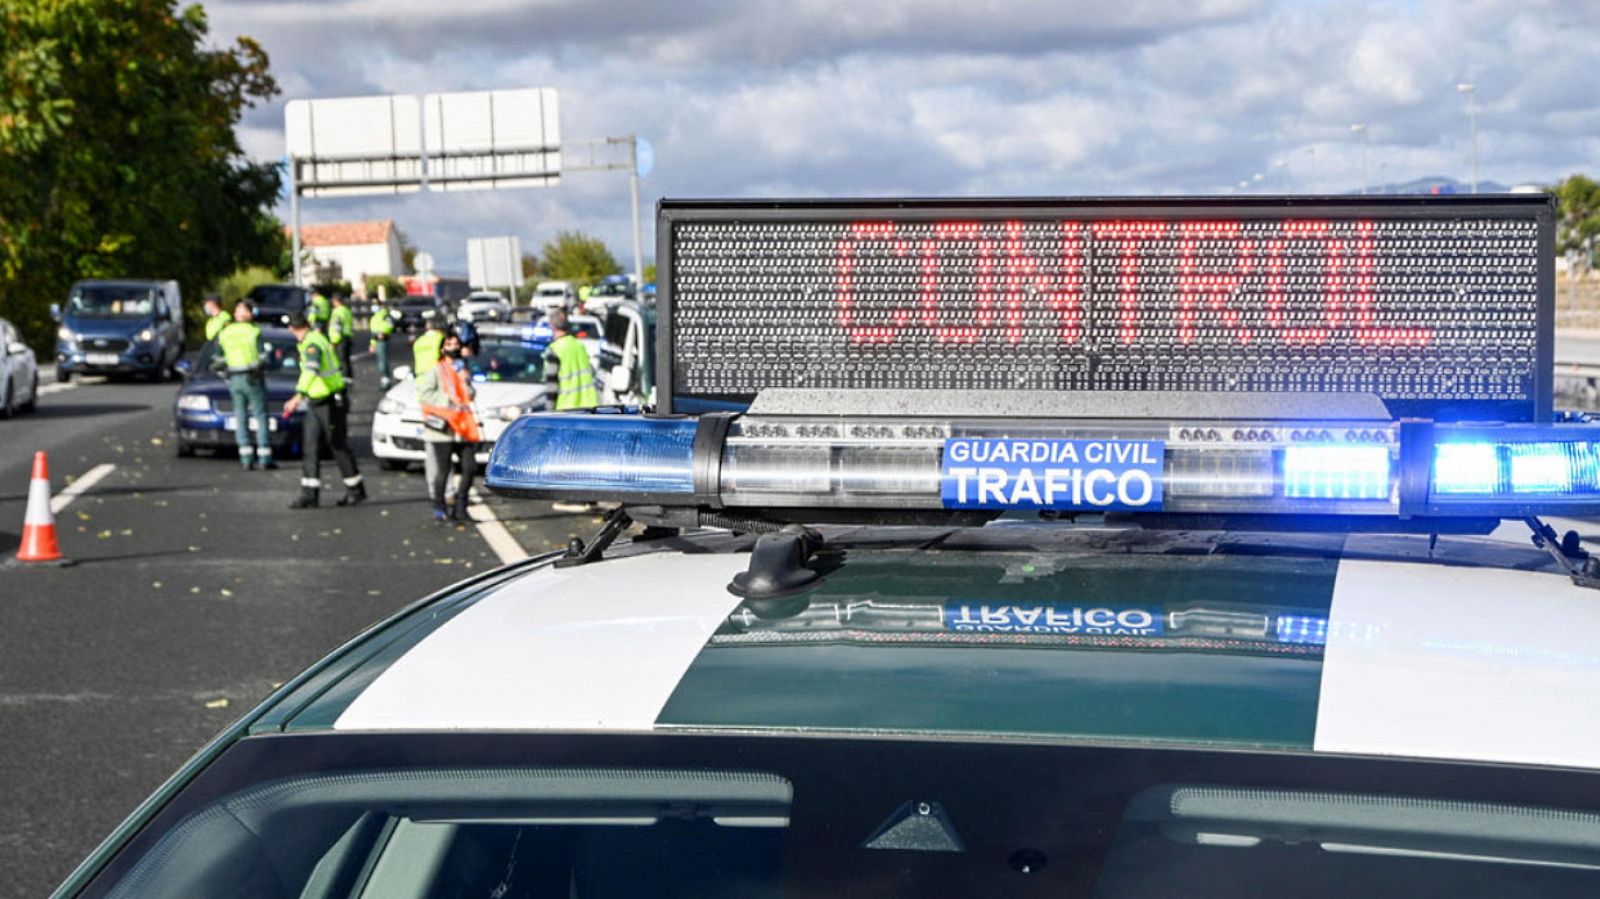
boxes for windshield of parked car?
[245,285,304,312]
[67,285,156,318]
[468,339,545,383]
[194,332,300,375]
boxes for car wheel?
[378,458,408,471]
[56,368,70,383]
[0,382,13,419]
[20,373,37,412]
[175,440,195,458]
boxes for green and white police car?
[53,195,1600,898]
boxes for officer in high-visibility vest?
[543,307,598,411]
[369,301,396,387]
[283,315,365,509]
[329,291,356,380]
[308,289,332,335]
[412,319,445,384]
[203,296,230,342]
[418,329,483,521]
[211,303,275,470]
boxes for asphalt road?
[0,358,600,898]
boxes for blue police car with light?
[56,194,1600,898]
[172,326,306,458]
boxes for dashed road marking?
[466,488,527,566]
[37,375,105,397]
[52,464,116,514]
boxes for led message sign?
[659,197,1554,420]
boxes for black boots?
[336,482,368,507]
[289,488,318,509]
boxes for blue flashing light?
[1274,614,1329,645]
[485,414,698,495]
[1432,443,1500,494]
[1281,446,1390,500]
[1507,444,1573,493]
[1431,440,1600,498]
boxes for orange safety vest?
[421,359,482,443]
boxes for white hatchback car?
[456,291,512,323]
[0,317,39,418]
[371,331,551,469]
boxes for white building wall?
[309,239,404,295]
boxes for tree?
[521,252,540,280]
[396,227,420,274]
[1553,174,1600,265]
[0,1,284,349]
[213,265,277,306]
[364,274,404,301]
[539,231,621,284]
[642,262,657,284]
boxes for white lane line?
[466,488,527,565]
[51,464,116,514]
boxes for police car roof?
[245,523,1600,772]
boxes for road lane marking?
[52,464,116,514]
[36,375,106,397]
[466,488,527,566]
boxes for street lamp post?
[1457,83,1478,193]
[1350,123,1370,195]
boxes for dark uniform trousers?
[336,339,355,382]
[301,391,360,485]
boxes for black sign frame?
[656,195,1556,421]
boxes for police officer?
[412,317,445,384]
[282,315,366,509]
[329,291,356,380]
[543,307,598,410]
[369,301,396,387]
[203,296,230,342]
[212,302,275,470]
[308,288,333,336]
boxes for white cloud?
[200,0,1600,273]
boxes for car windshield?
[67,285,156,318]
[195,332,300,374]
[246,286,302,311]
[468,339,544,383]
[569,320,601,341]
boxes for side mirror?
[175,358,193,376]
[7,341,29,357]
[392,365,412,380]
[607,365,635,395]
[49,303,61,322]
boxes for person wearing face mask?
[417,330,482,521]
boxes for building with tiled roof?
[285,219,406,296]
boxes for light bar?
[486,414,700,497]
[486,412,1600,522]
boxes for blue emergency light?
[485,412,1600,523]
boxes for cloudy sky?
[203,0,1599,276]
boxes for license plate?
[223,416,277,432]
[85,353,119,366]
[940,438,1165,512]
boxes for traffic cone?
[16,451,67,565]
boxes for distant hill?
[1367,175,1515,195]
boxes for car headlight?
[497,399,547,421]
[135,328,155,343]
[57,326,74,342]
[377,397,404,415]
[177,395,212,412]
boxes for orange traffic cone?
[16,451,68,565]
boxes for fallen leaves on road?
[204,698,229,709]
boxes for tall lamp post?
[1457,83,1478,193]
[1350,123,1370,195]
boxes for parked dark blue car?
[172,326,305,458]
[54,279,185,381]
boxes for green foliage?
[0,0,282,350]
[364,274,404,301]
[396,227,419,274]
[1554,174,1600,259]
[539,231,621,285]
[213,265,277,306]
[520,252,540,280]
[642,262,657,284]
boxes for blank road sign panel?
[286,96,426,196]
[424,88,561,191]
